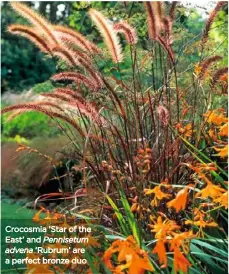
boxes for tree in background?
[1,2,69,92]
[1,2,227,93]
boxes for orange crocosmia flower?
[130,202,140,213]
[116,249,153,274]
[186,219,218,229]
[195,163,217,172]
[144,185,171,206]
[185,209,218,237]
[195,182,225,200]
[103,248,117,270]
[214,191,228,209]
[150,216,180,240]
[103,236,154,274]
[218,122,228,137]
[152,240,167,268]
[214,145,228,158]
[197,172,213,185]
[176,123,195,138]
[32,208,52,226]
[194,65,202,75]
[204,110,228,125]
[33,209,44,223]
[167,187,189,213]
[208,128,218,141]
[16,144,26,152]
[173,246,191,274]
[202,163,217,171]
[183,123,193,137]
[170,231,194,254]
[33,208,69,227]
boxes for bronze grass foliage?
[113,21,138,45]
[53,25,101,54]
[198,55,223,79]
[10,1,58,45]
[89,8,123,63]
[144,1,176,64]
[3,2,228,191]
[211,67,229,87]
[8,24,52,53]
[201,1,227,44]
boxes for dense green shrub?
[2,112,61,139]
[1,2,56,93]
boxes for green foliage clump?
[32,80,55,94]
[2,112,60,140]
